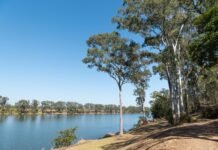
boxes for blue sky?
[0,0,167,106]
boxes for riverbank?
[59,119,218,150]
[0,112,143,116]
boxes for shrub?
[53,128,77,148]
[201,105,218,119]
[150,89,171,116]
[135,116,148,128]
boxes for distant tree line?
[0,97,144,115]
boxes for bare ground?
[60,119,218,150]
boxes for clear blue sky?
[0,0,167,106]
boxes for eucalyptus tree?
[94,104,104,114]
[113,0,202,124]
[134,85,146,115]
[66,102,77,114]
[150,89,171,120]
[66,102,83,114]
[31,100,39,113]
[41,101,54,113]
[104,104,118,114]
[15,100,30,114]
[191,4,218,67]
[83,32,141,134]
[132,63,151,115]
[0,96,9,113]
[54,101,66,113]
[84,103,95,113]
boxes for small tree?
[41,101,54,113]
[31,100,39,113]
[132,65,151,115]
[0,96,9,113]
[15,100,30,114]
[54,101,66,113]
[83,32,141,135]
[53,128,77,148]
[150,89,172,123]
[66,102,77,114]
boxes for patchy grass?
[57,119,218,150]
[57,134,135,150]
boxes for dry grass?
[57,134,135,150]
[57,119,218,150]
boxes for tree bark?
[119,88,123,135]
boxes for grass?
[57,134,134,150]
[58,119,218,150]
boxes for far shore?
[0,112,144,116]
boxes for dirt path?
[61,119,218,150]
[105,119,218,150]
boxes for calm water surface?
[0,114,142,150]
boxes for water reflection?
[0,115,8,123]
[14,115,30,121]
[0,114,141,150]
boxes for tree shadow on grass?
[147,120,218,142]
[103,119,218,150]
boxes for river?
[0,114,142,150]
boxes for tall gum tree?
[83,32,141,134]
[113,0,200,124]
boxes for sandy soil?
[59,119,218,150]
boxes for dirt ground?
[60,119,218,150]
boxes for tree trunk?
[142,103,145,117]
[165,63,176,122]
[119,88,123,135]
[178,63,184,113]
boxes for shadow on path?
[103,119,218,150]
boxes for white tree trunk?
[178,44,184,114]
[161,24,184,124]
[119,89,123,135]
[178,62,184,113]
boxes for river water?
[0,114,142,150]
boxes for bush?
[180,115,192,123]
[135,116,148,128]
[53,128,77,148]
[201,105,218,119]
[150,89,171,118]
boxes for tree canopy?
[191,4,218,67]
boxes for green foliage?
[41,101,55,113]
[54,101,66,113]
[134,87,146,106]
[0,97,142,114]
[123,106,142,114]
[53,128,77,148]
[191,4,218,67]
[150,89,172,123]
[15,100,30,114]
[66,102,83,114]
[201,105,218,119]
[113,0,194,124]
[104,104,119,114]
[83,32,141,90]
[0,96,9,113]
[131,56,151,112]
[66,102,77,114]
[31,100,39,113]
[94,104,104,113]
[83,31,146,134]
[113,0,218,124]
